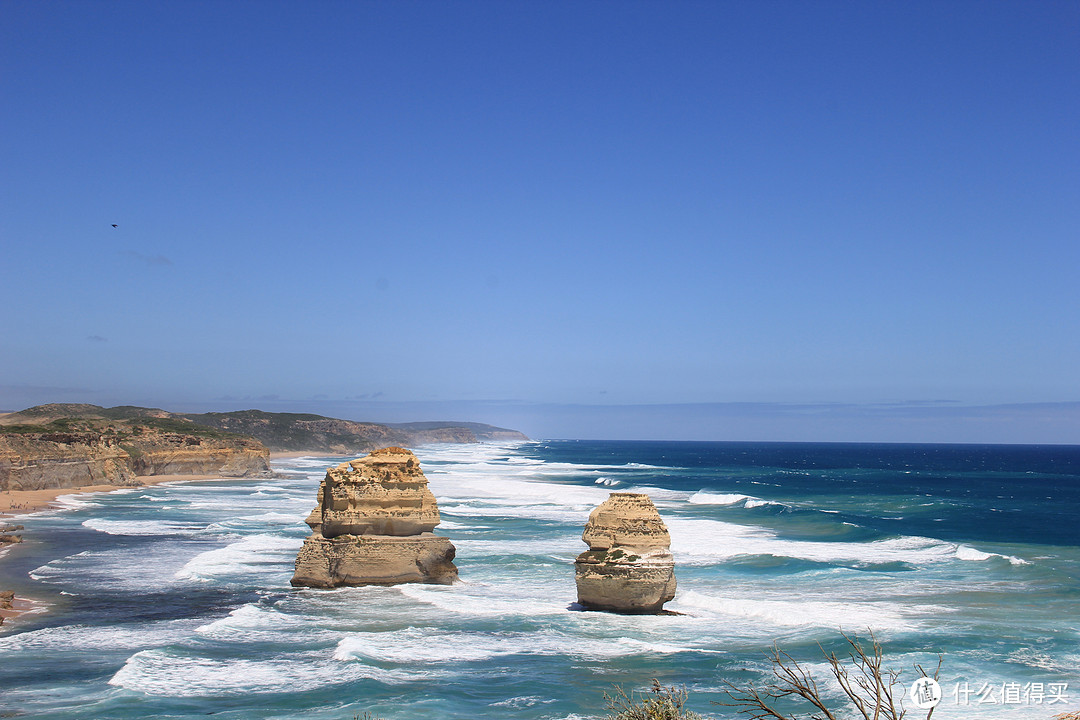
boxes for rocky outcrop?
[0,434,136,490]
[291,447,457,588]
[0,429,270,492]
[0,591,14,627]
[0,524,23,545]
[574,492,677,614]
[123,434,269,477]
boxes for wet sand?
[0,474,220,519]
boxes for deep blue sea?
[2,440,1079,719]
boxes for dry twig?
[718,630,941,720]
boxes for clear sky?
[2,1,1078,443]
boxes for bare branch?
[716,630,942,720]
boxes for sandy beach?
[0,453,322,519]
[0,474,222,519]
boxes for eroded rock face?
[0,432,270,492]
[575,492,676,613]
[291,447,458,588]
[0,590,14,626]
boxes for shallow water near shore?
[1,440,1079,718]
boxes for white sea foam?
[108,648,442,696]
[333,627,720,664]
[30,545,193,591]
[193,603,337,644]
[667,517,972,568]
[0,619,201,653]
[490,696,557,709]
[688,491,754,505]
[82,518,209,536]
[452,536,581,557]
[436,520,482,530]
[439,503,592,523]
[955,544,1030,565]
[743,498,788,509]
[214,511,308,527]
[50,495,103,511]
[395,581,570,618]
[672,590,915,631]
[196,604,295,634]
[174,534,303,583]
[620,484,686,502]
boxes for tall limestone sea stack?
[574,492,677,613]
[291,447,458,588]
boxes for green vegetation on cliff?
[0,407,273,491]
[180,409,527,453]
[1,404,527,455]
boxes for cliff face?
[0,591,14,627]
[574,493,677,614]
[125,433,269,477]
[0,433,136,490]
[0,423,270,492]
[0,403,529,491]
[292,447,457,588]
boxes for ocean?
[1,440,1078,719]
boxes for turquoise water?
[1,440,1078,718]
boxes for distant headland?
[0,403,527,499]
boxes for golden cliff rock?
[291,447,458,588]
[574,492,677,613]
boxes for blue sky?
[2,1,1078,442]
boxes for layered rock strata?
[0,590,13,627]
[0,432,270,492]
[291,447,457,588]
[0,524,22,545]
[574,492,677,613]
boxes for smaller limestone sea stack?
[0,524,23,545]
[575,492,677,613]
[0,591,14,627]
[291,447,458,588]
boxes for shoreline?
[0,474,225,519]
[0,588,46,628]
[0,470,283,628]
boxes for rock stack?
[0,524,22,545]
[574,492,677,613]
[0,591,13,627]
[291,447,458,588]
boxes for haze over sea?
[2,440,1078,719]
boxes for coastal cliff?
[292,447,458,587]
[0,403,527,493]
[0,406,270,491]
[183,411,528,454]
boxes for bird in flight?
[111,224,118,228]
